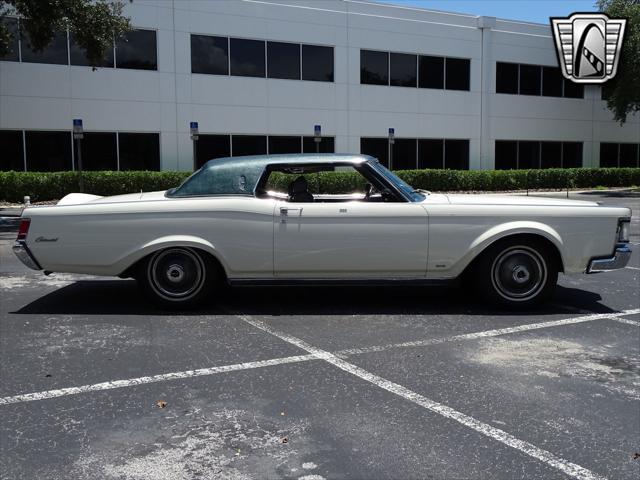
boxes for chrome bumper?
[12,240,42,270]
[587,243,632,273]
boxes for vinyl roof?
[202,153,373,170]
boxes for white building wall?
[0,0,638,171]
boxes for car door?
[273,201,428,278]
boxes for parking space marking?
[336,309,640,357]
[625,266,640,271]
[611,317,640,327]
[238,314,607,480]
[0,354,315,406]
[1,309,638,407]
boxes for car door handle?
[280,207,303,216]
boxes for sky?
[377,1,599,25]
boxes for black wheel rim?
[148,248,205,301]
[491,246,546,301]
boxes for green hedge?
[0,168,638,203]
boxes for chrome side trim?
[228,277,455,287]
[587,243,632,273]
[12,240,42,270]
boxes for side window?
[262,166,368,200]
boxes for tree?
[0,0,130,67]
[598,0,640,123]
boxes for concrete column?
[477,16,496,170]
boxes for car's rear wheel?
[475,238,558,308]
[139,247,215,309]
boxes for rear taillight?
[17,218,31,241]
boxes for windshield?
[370,161,425,202]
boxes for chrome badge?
[551,13,626,84]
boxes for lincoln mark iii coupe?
[13,154,632,308]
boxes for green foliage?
[1,169,639,203]
[598,0,640,123]
[0,0,131,66]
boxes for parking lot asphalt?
[0,191,638,480]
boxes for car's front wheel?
[139,247,215,309]
[475,238,558,308]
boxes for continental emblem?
[551,13,626,84]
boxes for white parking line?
[0,309,638,407]
[625,266,640,271]
[238,314,606,480]
[611,317,640,327]
[0,354,315,406]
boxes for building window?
[268,136,302,154]
[390,52,417,87]
[445,139,470,169]
[0,130,24,171]
[232,135,267,156]
[418,139,444,168]
[74,132,117,170]
[563,78,584,98]
[0,17,19,61]
[25,131,72,171]
[445,58,470,91]
[542,66,563,97]
[361,50,388,85]
[118,133,160,170]
[267,41,300,80]
[496,62,518,94]
[195,134,231,168]
[230,38,265,77]
[21,30,68,65]
[519,64,541,96]
[418,55,444,89]
[70,32,114,67]
[191,34,228,75]
[392,138,417,170]
[302,45,334,82]
[360,138,389,167]
[601,143,640,168]
[303,136,335,153]
[115,29,157,70]
[496,140,583,169]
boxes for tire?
[474,238,558,308]
[138,247,216,309]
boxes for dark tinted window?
[599,143,618,168]
[70,32,114,67]
[601,82,614,100]
[196,135,231,169]
[620,143,639,168]
[268,136,301,154]
[361,137,389,167]
[361,50,388,85]
[518,141,540,169]
[495,140,517,170]
[390,52,417,87]
[303,136,335,153]
[230,38,265,77]
[302,45,333,82]
[562,142,582,168]
[0,130,24,171]
[392,138,417,170]
[25,131,72,171]
[519,64,541,95]
[445,58,470,91]
[21,30,68,65]
[1,17,19,61]
[232,135,267,156]
[542,66,563,97]
[541,141,562,168]
[74,132,117,170]
[191,34,228,75]
[418,55,444,89]
[116,29,157,70]
[444,139,469,169]
[418,139,443,168]
[563,78,584,98]
[496,62,518,94]
[267,41,300,80]
[118,133,160,170]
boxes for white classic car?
[14,154,631,308]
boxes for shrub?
[0,168,638,203]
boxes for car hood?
[442,194,599,207]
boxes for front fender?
[114,235,229,276]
